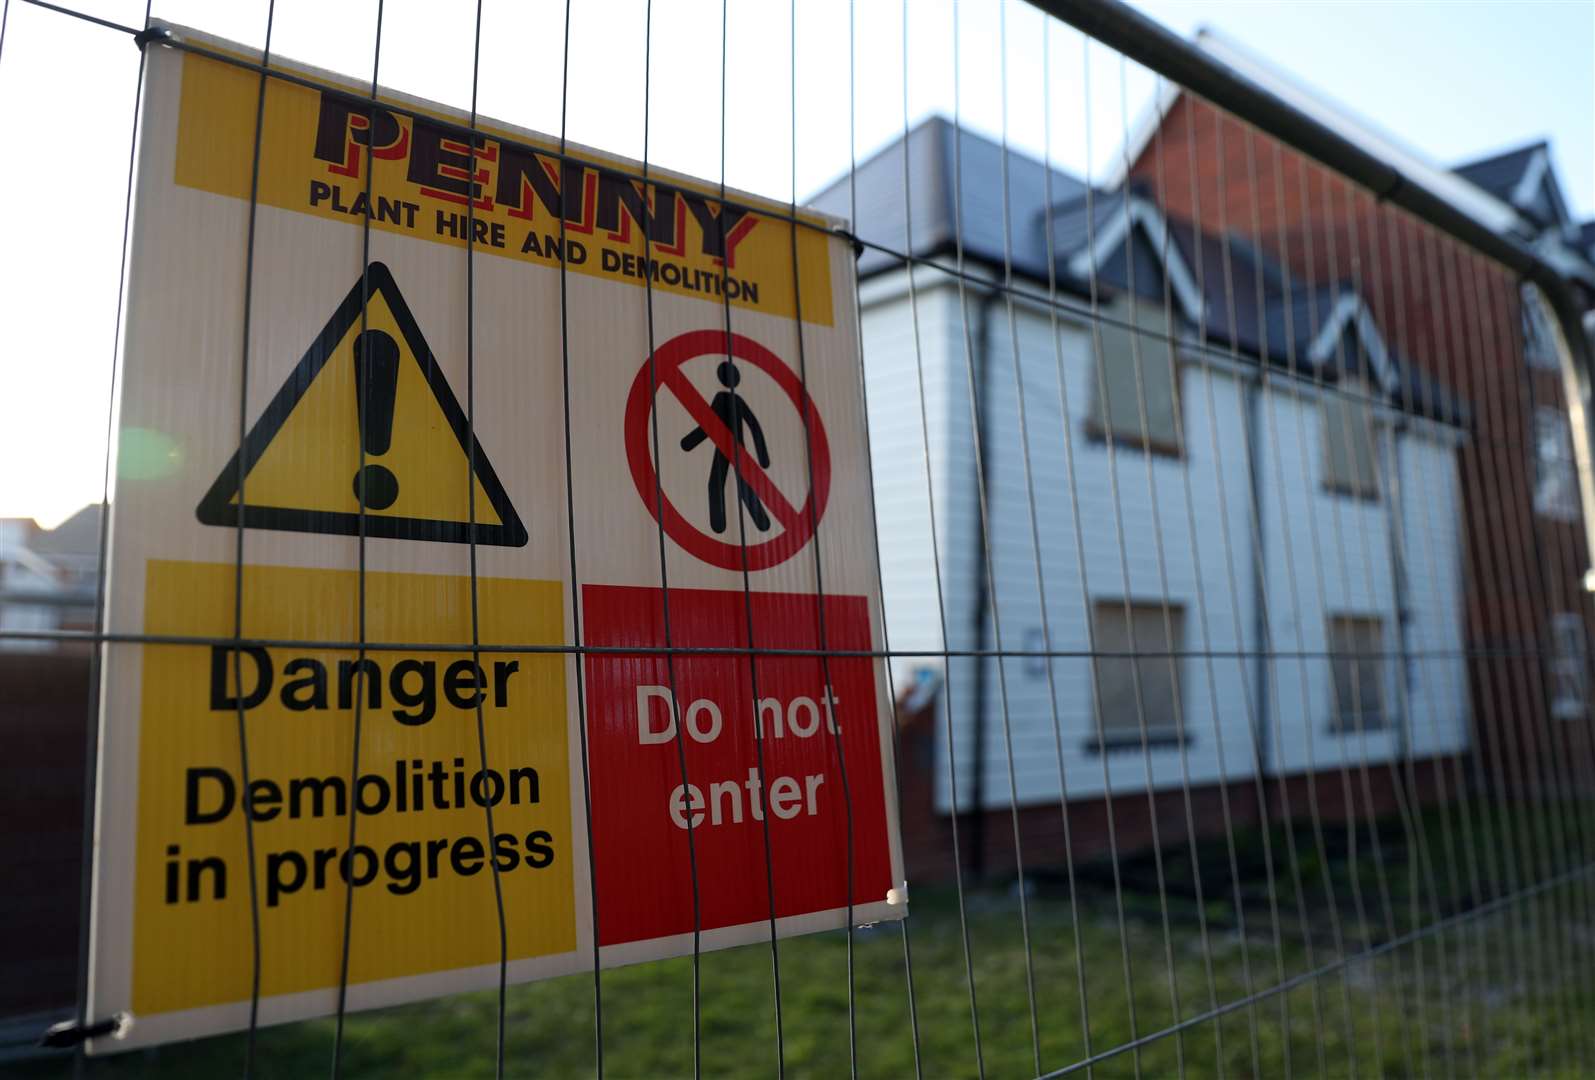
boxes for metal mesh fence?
[2,0,1593,1076]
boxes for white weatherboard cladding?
[90,33,898,1053]
[1398,437,1469,759]
[1256,386,1400,775]
[966,302,1261,807]
[856,268,1469,813]
[859,289,954,675]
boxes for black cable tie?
[134,24,171,50]
[38,1014,127,1049]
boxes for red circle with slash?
[625,330,832,572]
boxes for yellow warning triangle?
[196,263,526,546]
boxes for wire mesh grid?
[1,0,1593,1077]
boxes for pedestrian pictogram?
[195,262,527,546]
[625,330,831,571]
[679,361,773,534]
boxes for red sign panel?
[583,584,892,945]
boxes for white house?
[0,506,102,651]
[813,119,1470,819]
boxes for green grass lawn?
[22,804,1595,1078]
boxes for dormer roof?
[809,119,1468,426]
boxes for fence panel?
[2,0,1592,1076]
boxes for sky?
[0,0,1590,529]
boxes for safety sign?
[196,262,527,546]
[84,26,902,1054]
[624,330,831,571]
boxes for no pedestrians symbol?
[624,330,831,572]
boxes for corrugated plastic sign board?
[87,27,903,1052]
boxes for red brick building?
[1122,33,1595,817]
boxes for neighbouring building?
[1122,30,1595,808]
[0,505,101,652]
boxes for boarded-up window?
[1328,615,1386,734]
[1321,389,1380,499]
[1092,602,1184,742]
[1549,613,1589,720]
[1533,406,1580,522]
[1089,323,1180,454]
[1522,284,1560,371]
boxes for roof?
[814,118,1469,427]
[1114,30,1518,234]
[1452,141,1572,231]
[29,504,103,559]
[1453,142,1547,203]
[1160,221,1445,415]
[809,116,1088,280]
[1112,28,1593,287]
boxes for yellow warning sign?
[86,27,892,1054]
[195,262,527,546]
[133,560,574,1013]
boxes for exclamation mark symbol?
[353,329,401,511]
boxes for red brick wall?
[894,693,1467,883]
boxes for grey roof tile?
[1453,142,1546,203]
[809,117,1087,280]
[29,505,102,558]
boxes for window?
[1321,388,1380,499]
[1088,323,1181,455]
[1549,613,1588,721]
[1091,602,1184,745]
[1327,615,1387,734]
[1533,406,1580,522]
[1522,284,1560,371]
